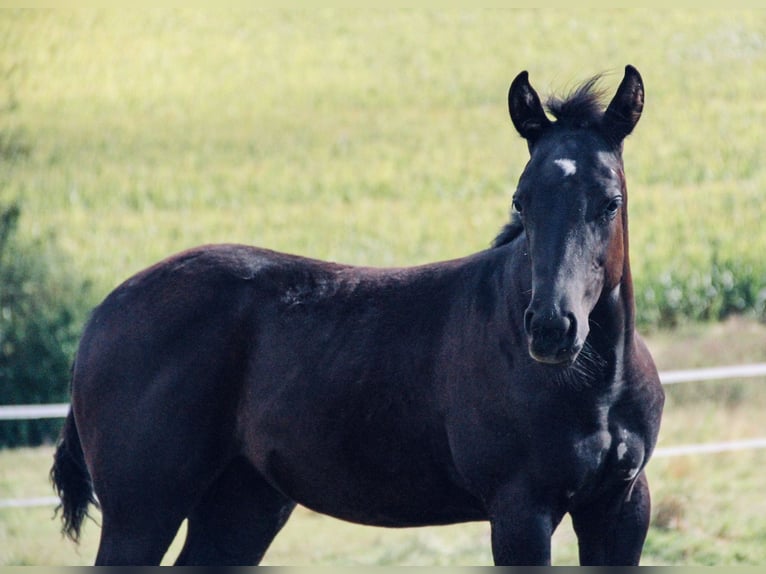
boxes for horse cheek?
[602,224,624,293]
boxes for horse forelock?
[545,75,608,130]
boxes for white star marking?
[554,158,577,177]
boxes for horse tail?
[50,407,98,543]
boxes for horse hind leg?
[174,456,296,565]
[95,496,187,565]
[90,430,233,565]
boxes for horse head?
[508,65,643,366]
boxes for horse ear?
[508,71,551,145]
[603,65,644,143]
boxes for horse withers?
[51,65,664,565]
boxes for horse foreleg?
[571,470,651,565]
[488,483,556,565]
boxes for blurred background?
[1,9,764,565]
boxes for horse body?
[52,66,664,565]
[75,244,507,528]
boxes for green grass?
[2,317,766,565]
[1,10,765,326]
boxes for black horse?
[52,65,664,565]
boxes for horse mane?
[492,74,608,248]
[545,74,607,129]
[491,212,524,248]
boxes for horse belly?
[253,443,485,527]
[239,380,484,527]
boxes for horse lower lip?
[530,351,574,366]
[528,345,579,366]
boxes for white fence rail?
[0,403,69,421]
[0,496,61,509]
[659,362,766,385]
[653,437,766,458]
[2,363,766,509]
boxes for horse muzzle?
[524,306,583,366]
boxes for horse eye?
[603,196,622,219]
[512,198,523,215]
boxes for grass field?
[1,8,766,566]
[2,317,765,565]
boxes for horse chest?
[562,419,646,501]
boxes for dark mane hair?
[492,75,608,248]
[491,212,524,248]
[545,75,607,129]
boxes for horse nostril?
[563,315,572,335]
[551,314,572,345]
[565,313,577,341]
[524,308,534,336]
